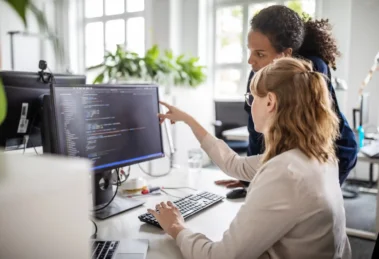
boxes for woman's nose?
[248,54,254,65]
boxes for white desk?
[222,126,379,240]
[222,126,248,141]
[346,153,379,240]
[95,168,242,259]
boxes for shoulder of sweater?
[262,149,309,169]
[259,149,335,183]
[303,55,328,74]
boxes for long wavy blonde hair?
[250,57,340,164]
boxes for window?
[213,0,316,98]
[84,0,146,69]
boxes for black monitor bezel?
[0,70,86,87]
[50,83,165,172]
[0,70,86,150]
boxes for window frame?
[212,0,320,98]
[82,0,148,69]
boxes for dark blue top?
[244,56,358,184]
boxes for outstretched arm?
[159,102,261,181]
[158,101,208,143]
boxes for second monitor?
[49,84,165,219]
[0,70,86,151]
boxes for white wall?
[347,0,379,126]
[319,0,353,116]
[320,0,352,83]
[322,0,379,181]
[0,0,58,72]
[150,0,171,51]
[347,0,379,181]
[150,0,214,167]
[0,1,39,70]
[322,0,379,125]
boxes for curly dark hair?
[250,5,341,70]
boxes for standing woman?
[216,5,358,191]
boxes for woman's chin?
[254,126,262,134]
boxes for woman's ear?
[267,92,277,113]
[283,48,293,57]
[275,48,292,60]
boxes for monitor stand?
[93,170,145,220]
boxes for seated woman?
[148,57,351,259]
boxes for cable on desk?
[159,186,198,199]
[160,189,182,199]
[23,110,40,155]
[163,186,197,191]
[92,169,120,212]
[90,219,98,239]
[48,67,57,84]
[23,135,29,155]
[113,167,130,186]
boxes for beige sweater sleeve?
[200,133,262,182]
[176,159,302,259]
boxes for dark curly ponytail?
[250,5,341,70]
[298,17,341,70]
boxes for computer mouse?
[226,188,247,199]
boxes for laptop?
[0,152,148,259]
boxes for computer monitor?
[360,93,369,127]
[0,71,86,151]
[49,84,164,219]
[353,93,370,129]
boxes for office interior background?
[1,0,379,258]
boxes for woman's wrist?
[183,114,194,125]
[185,115,208,142]
[169,224,186,239]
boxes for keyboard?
[138,191,224,228]
[91,240,119,259]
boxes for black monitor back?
[0,71,86,151]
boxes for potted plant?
[0,0,59,126]
[87,45,207,95]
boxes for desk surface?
[357,152,379,164]
[222,126,248,141]
[95,168,241,259]
[5,149,242,258]
[13,146,379,250]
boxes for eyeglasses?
[244,93,253,107]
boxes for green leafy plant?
[87,45,207,88]
[0,0,61,125]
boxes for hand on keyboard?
[147,201,186,239]
[138,192,224,231]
